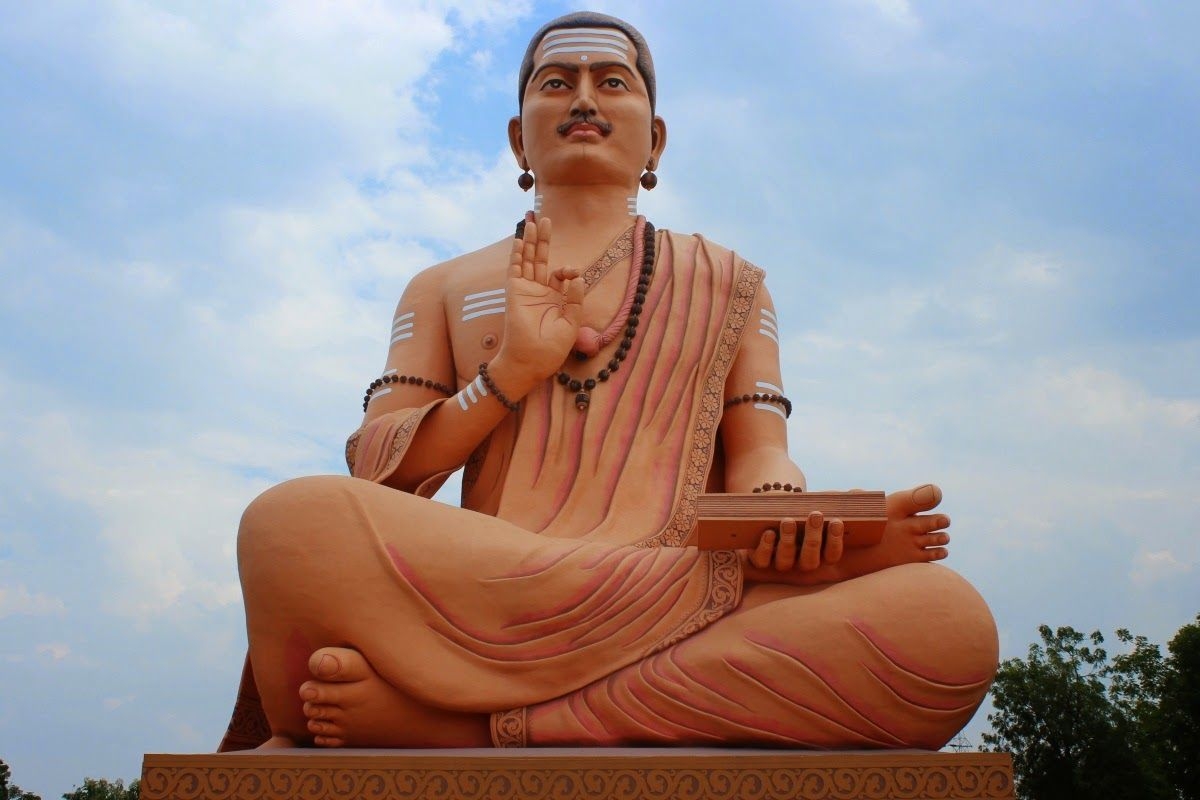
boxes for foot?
[745,484,952,587]
[299,646,492,747]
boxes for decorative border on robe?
[491,707,527,748]
[489,549,744,748]
[642,259,765,548]
[651,549,742,654]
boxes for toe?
[887,484,942,518]
[309,646,372,683]
[314,735,345,748]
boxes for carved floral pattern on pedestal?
[142,756,1014,800]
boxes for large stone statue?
[222,11,998,752]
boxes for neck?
[532,184,640,243]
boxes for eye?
[601,76,629,90]
[540,77,570,90]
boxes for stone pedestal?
[141,748,1013,799]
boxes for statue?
[222,11,998,752]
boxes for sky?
[0,0,1197,796]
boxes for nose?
[570,79,598,117]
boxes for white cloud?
[1031,365,1200,431]
[0,584,66,618]
[1131,549,1192,586]
[103,695,136,711]
[36,642,71,662]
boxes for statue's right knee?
[238,475,359,560]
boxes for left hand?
[748,512,845,572]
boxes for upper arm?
[362,267,456,423]
[719,280,792,461]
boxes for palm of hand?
[500,218,584,379]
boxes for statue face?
[511,27,665,189]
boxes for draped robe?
[220,231,996,750]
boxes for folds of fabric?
[506,566,997,749]
[239,476,744,713]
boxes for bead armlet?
[363,374,454,411]
[723,392,793,418]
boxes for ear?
[508,116,529,170]
[648,115,668,170]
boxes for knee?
[238,475,361,565]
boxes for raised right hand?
[493,217,585,392]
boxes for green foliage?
[983,616,1200,800]
[60,779,139,800]
[0,758,42,800]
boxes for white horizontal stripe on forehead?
[755,402,788,421]
[756,380,783,394]
[541,27,633,62]
[543,34,630,50]
[543,44,629,59]
[543,27,630,44]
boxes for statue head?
[509,12,667,192]
[517,12,657,115]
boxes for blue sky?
[1,1,1197,796]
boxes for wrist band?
[478,362,520,413]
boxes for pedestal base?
[141,748,1013,799]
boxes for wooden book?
[692,491,887,550]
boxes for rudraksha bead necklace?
[514,216,657,412]
[362,373,454,412]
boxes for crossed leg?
[260,479,992,748]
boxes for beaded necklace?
[514,215,656,412]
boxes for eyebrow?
[529,61,637,84]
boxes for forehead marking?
[541,28,631,62]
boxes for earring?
[518,169,534,191]
[639,170,658,190]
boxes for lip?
[563,122,606,139]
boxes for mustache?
[557,115,613,136]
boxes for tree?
[60,779,138,800]
[1157,615,1200,800]
[983,619,1200,800]
[0,759,42,800]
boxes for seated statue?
[221,11,998,751]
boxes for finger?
[887,483,942,518]
[774,518,797,571]
[521,220,538,281]
[533,216,552,284]
[750,530,775,570]
[799,511,824,570]
[824,518,844,564]
[550,265,579,293]
[560,275,585,327]
[509,232,524,280]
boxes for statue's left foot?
[299,646,492,747]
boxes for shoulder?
[661,229,765,277]
[660,230,768,304]
[399,237,513,303]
